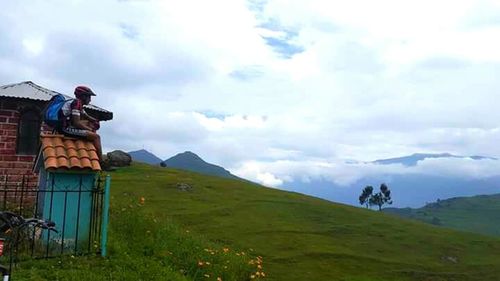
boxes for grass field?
[384,194,500,237]
[10,163,500,280]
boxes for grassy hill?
[384,194,500,237]
[13,163,500,280]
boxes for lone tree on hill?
[359,185,374,209]
[359,183,393,211]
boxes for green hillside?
[14,163,500,280]
[384,194,500,237]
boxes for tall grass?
[11,196,256,280]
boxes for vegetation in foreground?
[10,163,500,280]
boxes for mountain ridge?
[285,152,500,208]
[162,151,241,180]
[372,152,498,166]
[128,149,163,165]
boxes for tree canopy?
[359,183,392,211]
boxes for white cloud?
[1,0,500,186]
[257,172,283,187]
[195,113,267,131]
[232,157,500,188]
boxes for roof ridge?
[0,81,33,90]
[26,81,56,95]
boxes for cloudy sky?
[2,0,500,187]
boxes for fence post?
[100,175,111,257]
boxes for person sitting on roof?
[60,86,103,161]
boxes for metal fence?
[0,173,106,268]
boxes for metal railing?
[0,173,106,264]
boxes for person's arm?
[82,109,98,123]
[71,113,94,131]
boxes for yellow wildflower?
[204,274,210,278]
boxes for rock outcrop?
[102,150,132,169]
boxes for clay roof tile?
[43,147,56,158]
[69,157,82,168]
[55,147,67,158]
[88,150,99,161]
[66,148,78,158]
[53,137,64,148]
[78,149,90,159]
[85,142,96,151]
[45,157,57,170]
[56,157,69,169]
[75,140,87,150]
[40,134,101,172]
[42,137,53,148]
[80,158,92,169]
[63,140,76,150]
[91,160,101,171]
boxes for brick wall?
[0,98,47,188]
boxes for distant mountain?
[383,194,500,237]
[283,175,500,208]
[128,149,163,165]
[373,153,497,166]
[162,151,240,180]
[282,153,500,208]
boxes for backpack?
[43,94,72,130]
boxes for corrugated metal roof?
[0,81,58,101]
[0,81,112,116]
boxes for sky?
[1,0,500,187]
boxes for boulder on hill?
[104,150,132,167]
[176,183,192,191]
